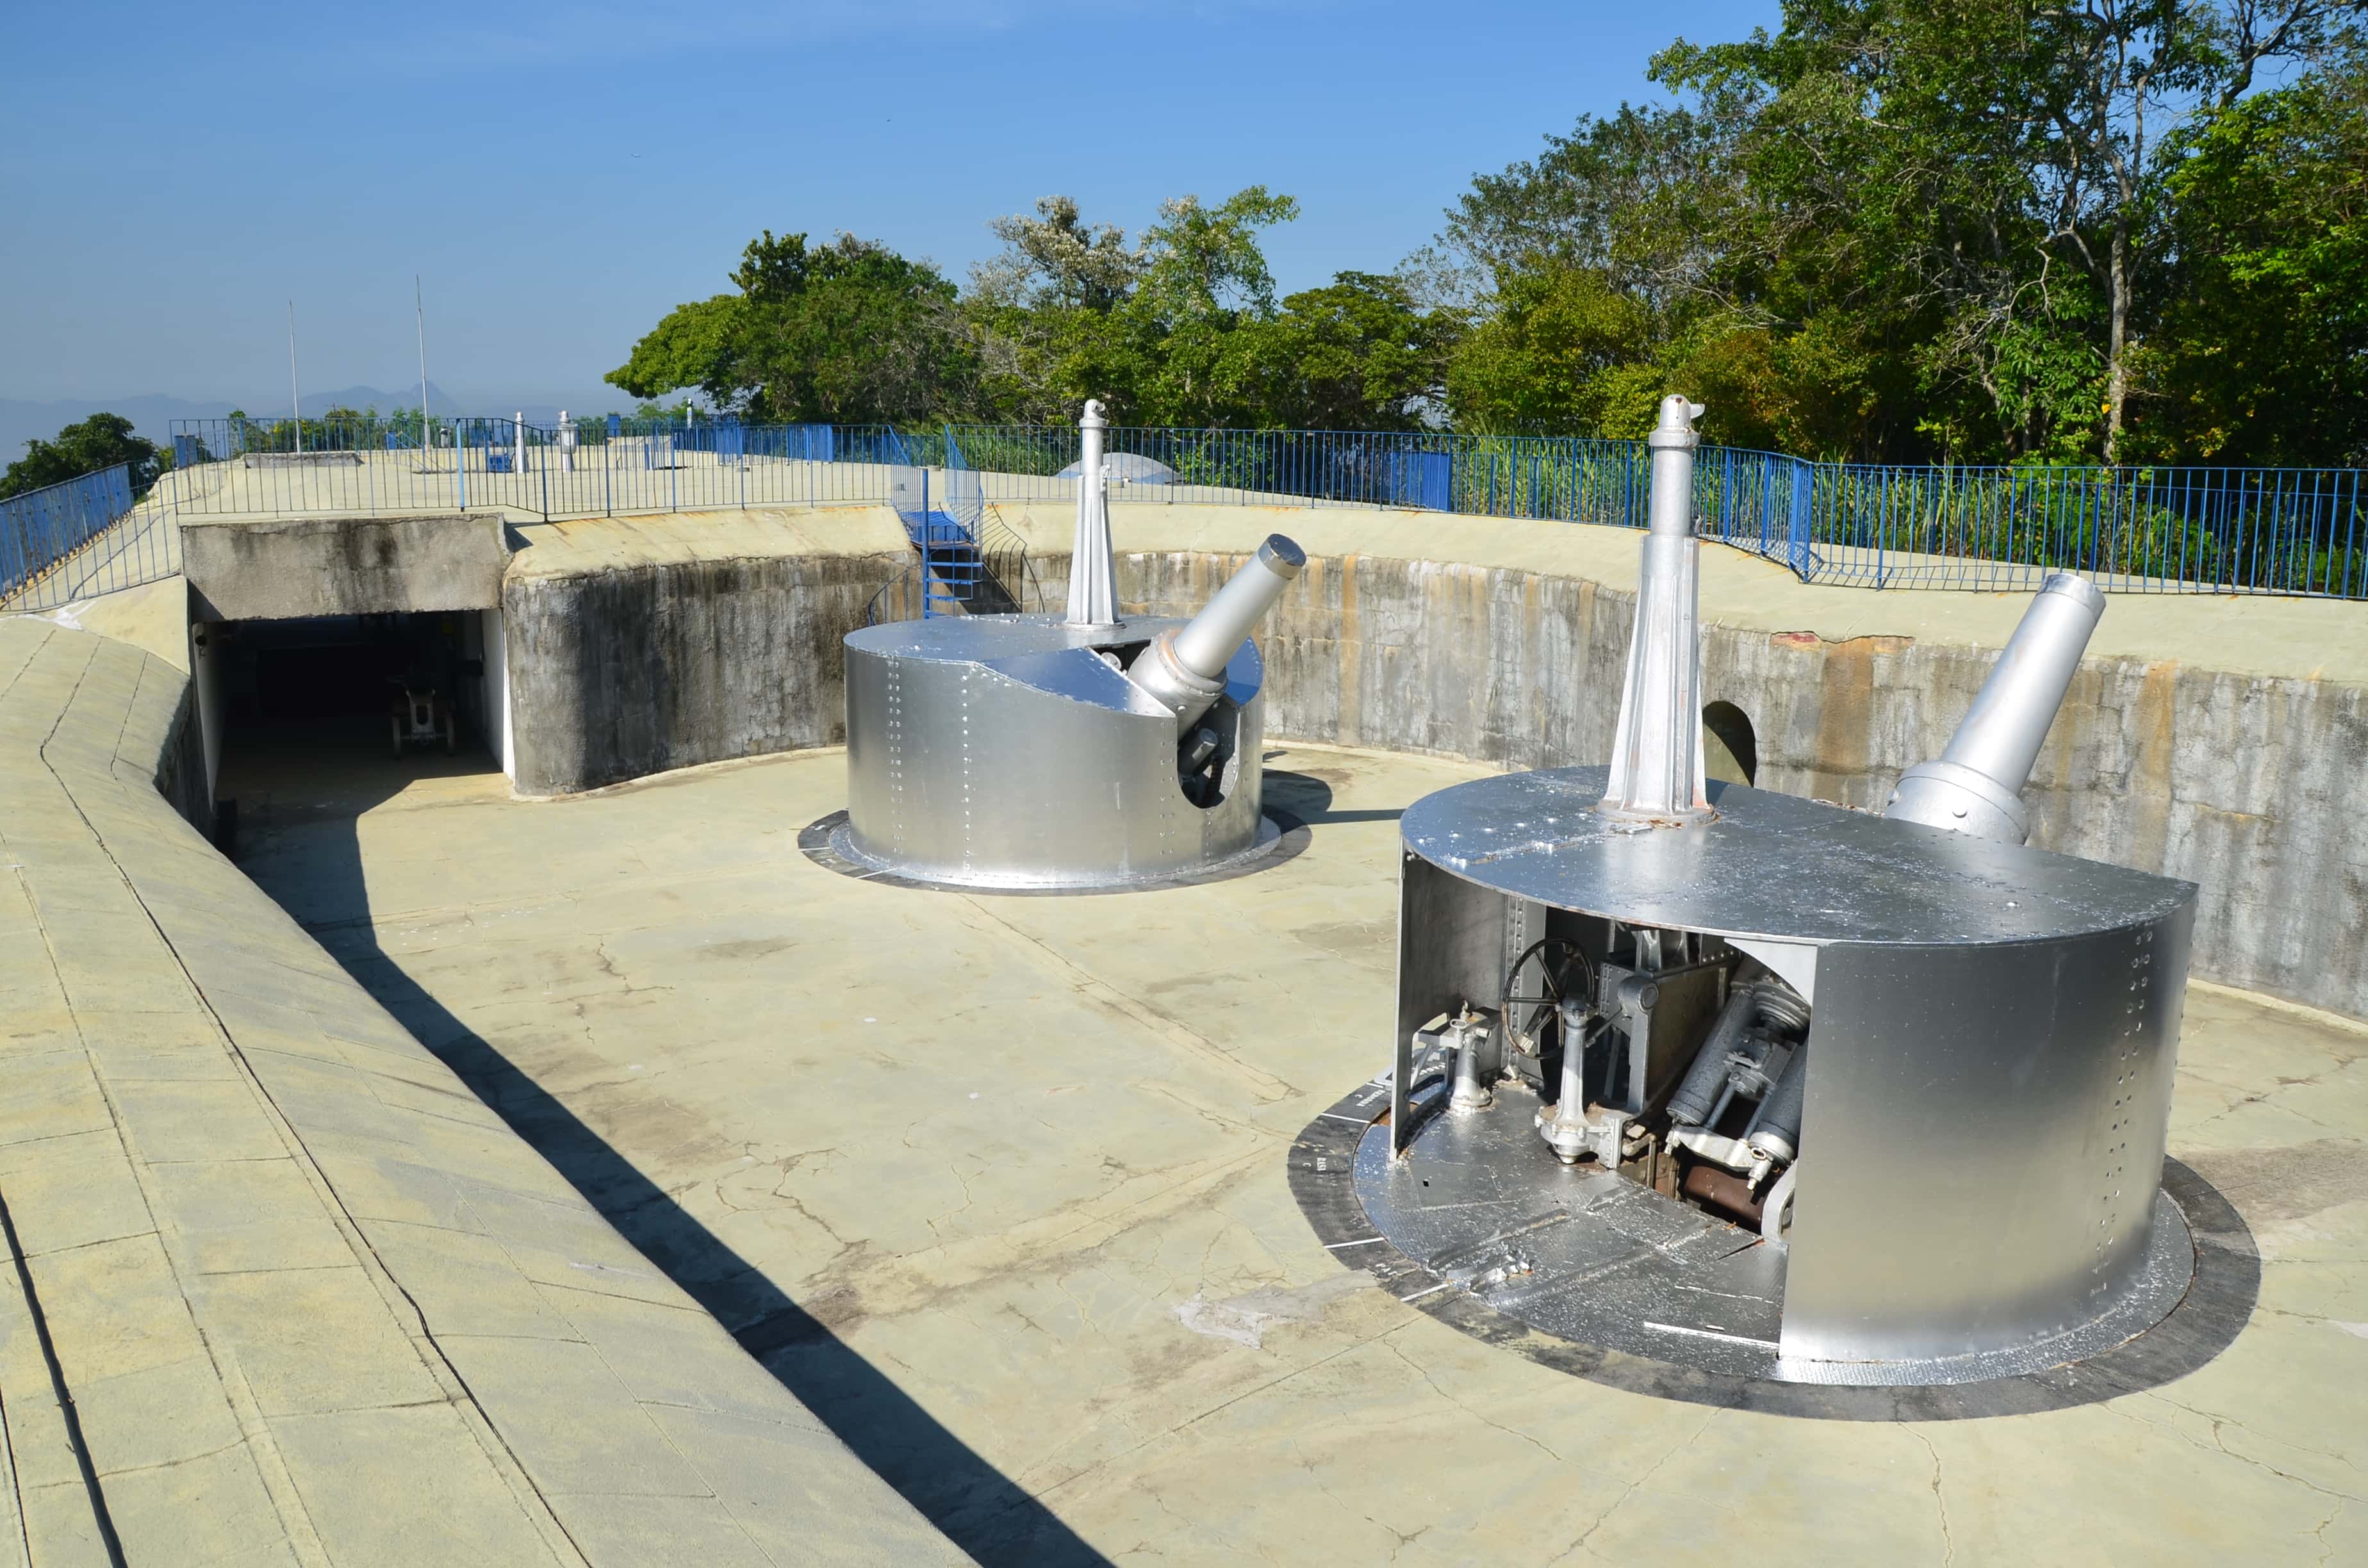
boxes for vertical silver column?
[1597,395,1713,826]
[1065,400,1118,626]
[1885,573,2105,844]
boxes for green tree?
[966,187,1320,426]
[971,197,1144,313]
[1652,0,2340,460]
[1445,266,1661,435]
[1123,187,1301,425]
[608,231,978,423]
[606,295,744,404]
[1240,272,1459,430]
[2132,43,2368,464]
[966,197,1155,421]
[1,412,167,500]
[1431,1,2342,462]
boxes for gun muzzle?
[1885,572,2105,844]
[1127,534,1305,730]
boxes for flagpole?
[288,300,303,453]
[416,275,431,461]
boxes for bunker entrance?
[208,610,503,846]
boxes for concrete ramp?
[0,614,969,1566]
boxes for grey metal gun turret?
[1884,572,2106,844]
[1126,534,1306,731]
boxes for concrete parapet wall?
[504,550,912,797]
[184,510,513,621]
[0,613,967,1565]
[1120,546,2368,1023]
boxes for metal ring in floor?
[796,808,1308,896]
[1288,1078,2260,1421]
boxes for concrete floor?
[228,740,2368,1567]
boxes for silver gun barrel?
[1885,572,2105,844]
[1128,534,1305,730]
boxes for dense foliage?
[607,2,2367,466]
[1,412,167,501]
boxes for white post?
[415,275,430,468]
[1597,395,1713,826]
[287,300,303,453]
[514,411,525,477]
[559,410,575,473]
[1065,399,1117,625]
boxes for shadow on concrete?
[1264,768,1404,827]
[233,765,1110,1568]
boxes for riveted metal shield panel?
[1392,764,2199,1371]
[844,614,1265,889]
[1779,907,2192,1364]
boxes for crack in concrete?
[1550,1408,1720,1565]
[2103,1394,2368,1506]
[1380,1334,1570,1466]
[948,895,1298,1103]
[2314,1499,2345,1565]
[0,1381,28,1567]
[1910,1429,1955,1566]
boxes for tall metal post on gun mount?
[1066,400,1117,626]
[1597,394,1712,825]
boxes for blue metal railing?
[1,464,151,608]
[152,414,2368,600]
[1798,461,2367,596]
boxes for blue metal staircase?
[882,429,990,617]
[914,494,985,616]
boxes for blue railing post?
[1789,460,1812,576]
[1720,448,1734,542]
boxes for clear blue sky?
[0,1,1781,410]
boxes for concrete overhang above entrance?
[183,511,513,621]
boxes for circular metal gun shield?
[1297,766,2257,1416]
[821,615,1288,894]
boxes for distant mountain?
[0,384,629,461]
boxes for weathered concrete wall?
[503,550,913,796]
[184,510,512,621]
[1111,548,2368,1023]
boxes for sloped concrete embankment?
[0,616,967,1565]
